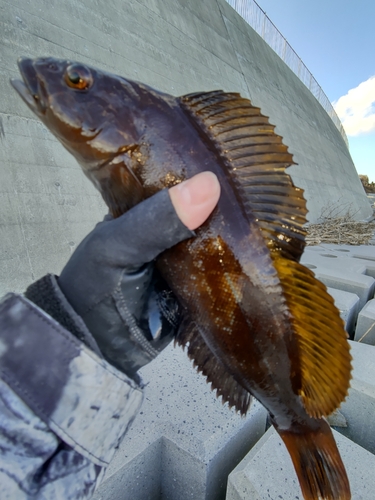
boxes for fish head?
[11,57,146,172]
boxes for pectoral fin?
[95,154,144,217]
[273,257,352,418]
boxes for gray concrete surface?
[92,344,267,500]
[1,0,372,297]
[311,268,374,310]
[302,245,375,334]
[355,299,375,344]
[318,243,375,262]
[336,341,375,455]
[327,287,360,337]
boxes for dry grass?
[306,202,375,246]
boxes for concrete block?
[334,341,375,455]
[351,257,375,279]
[349,340,375,394]
[347,247,375,262]
[301,249,368,274]
[312,267,374,310]
[354,299,375,344]
[305,244,375,278]
[327,287,360,337]
[319,244,375,262]
[226,427,375,500]
[93,344,267,500]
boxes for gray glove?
[25,189,194,379]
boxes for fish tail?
[277,419,351,500]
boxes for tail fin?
[278,420,351,500]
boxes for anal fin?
[176,321,252,415]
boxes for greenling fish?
[12,57,352,500]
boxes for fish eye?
[64,64,93,90]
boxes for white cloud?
[333,76,375,136]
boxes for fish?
[11,57,352,500]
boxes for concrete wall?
[0,0,371,296]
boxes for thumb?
[169,171,221,230]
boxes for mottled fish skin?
[12,57,352,500]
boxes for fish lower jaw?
[10,79,46,116]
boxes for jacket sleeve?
[0,293,144,499]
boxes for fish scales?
[11,57,352,500]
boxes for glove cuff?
[25,274,103,357]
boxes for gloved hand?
[25,172,220,379]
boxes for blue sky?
[257,0,375,182]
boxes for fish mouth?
[10,57,47,116]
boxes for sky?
[255,0,375,182]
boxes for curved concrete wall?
[0,0,372,295]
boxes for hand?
[31,172,220,379]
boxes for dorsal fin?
[273,256,352,417]
[176,320,252,415]
[179,91,307,261]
